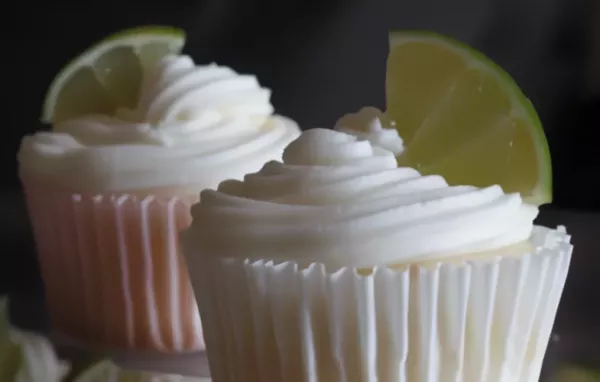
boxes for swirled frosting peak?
[135,55,274,125]
[18,55,300,193]
[188,128,539,268]
[334,107,404,155]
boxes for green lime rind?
[387,30,551,205]
[41,25,186,124]
[101,26,184,46]
[555,364,600,382]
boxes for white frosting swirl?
[334,106,404,155]
[188,128,538,268]
[18,55,300,192]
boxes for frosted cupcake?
[184,128,572,381]
[18,31,300,351]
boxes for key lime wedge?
[555,365,600,382]
[41,26,185,125]
[386,31,551,205]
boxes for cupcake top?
[188,125,538,268]
[18,55,300,193]
[334,107,405,155]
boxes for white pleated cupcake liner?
[23,181,204,352]
[186,225,572,382]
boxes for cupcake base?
[186,226,572,382]
[23,181,204,352]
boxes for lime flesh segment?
[386,31,551,205]
[42,26,185,125]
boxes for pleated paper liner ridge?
[186,226,572,382]
[23,180,204,352]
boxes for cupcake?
[18,28,300,352]
[184,128,572,381]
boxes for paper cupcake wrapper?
[23,182,204,352]
[187,226,572,382]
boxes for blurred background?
[0,0,598,298]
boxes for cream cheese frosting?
[334,106,404,155]
[18,55,300,193]
[188,128,538,268]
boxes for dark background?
[1,0,598,295]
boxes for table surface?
[7,206,600,381]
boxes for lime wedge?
[555,365,600,382]
[42,26,185,125]
[386,31,551,205]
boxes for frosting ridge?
[334,107,404,155]
[19,55,300,192]
[188,128,538,268]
